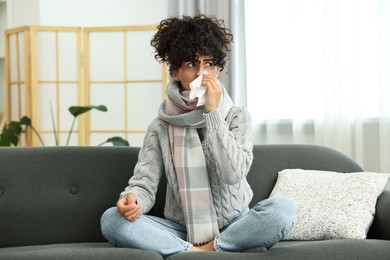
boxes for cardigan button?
[70,186,79,194]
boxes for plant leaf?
[105,136,129,146]
[68,105,108,117]
[20,116,32,126]
[0,121,23,146]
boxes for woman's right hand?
[116,193,142,222]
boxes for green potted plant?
[0,105,129,147]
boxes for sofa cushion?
[0,242,163,260]
[166,240,390,260]
[270,169,389,240]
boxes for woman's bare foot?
[190,246,205,252]
[190,241,215,252]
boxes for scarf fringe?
[193,240,213,247]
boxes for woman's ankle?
[197,241,215,251]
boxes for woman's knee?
[269,197,296,229]
[100,207,121,236]
[270,196,295,213]
[253,197,296,228]
[101,206,120,222]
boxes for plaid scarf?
[158,80,233,245]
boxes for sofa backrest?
[246,144,363,207]
[0,146,139,247]
[0,145,364,247]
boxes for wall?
[8,0,40,26]
[6,0,168,27]
[0,0,13,114]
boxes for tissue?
[189,72,207,107]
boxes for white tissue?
[189,72,207,107]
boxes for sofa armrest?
[368,189,390,240]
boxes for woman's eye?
[186,63,195,68]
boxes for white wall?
[38,0,168,26]
[7,0,40,27]
[8,0,168,27]
[0,0,12,113]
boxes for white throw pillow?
[270,169,389,240]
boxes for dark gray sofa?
[0,145,389,260]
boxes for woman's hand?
[116,193,142,222]
[202,75,222,113]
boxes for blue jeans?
[100,197,295,258]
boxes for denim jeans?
[100,197,295,258]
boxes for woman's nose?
[196,65,205,76]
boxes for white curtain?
[245,0,390,173]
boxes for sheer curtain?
[245,0,390,172]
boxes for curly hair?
[150,14,233,75]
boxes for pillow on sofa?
[270,169,389,240]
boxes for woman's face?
[172,55,220,90]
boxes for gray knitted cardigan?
[121,106,254,229]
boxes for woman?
[101,14,295,258]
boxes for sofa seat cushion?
[0,242,163,260]
[166,239,390,260]
[270,240,390,259]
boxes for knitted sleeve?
[203,106,253,185]
[120,119,164,213]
